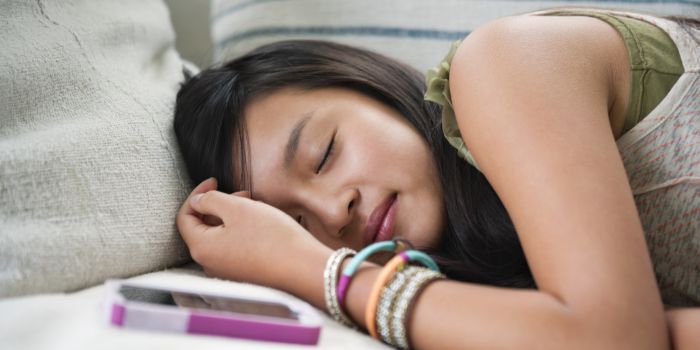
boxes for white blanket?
[0,265,389,350]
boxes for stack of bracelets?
[323,239,445,349]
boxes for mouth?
[363,193,398,246]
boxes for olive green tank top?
[425,10,685,171]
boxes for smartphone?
[104,279,322,345]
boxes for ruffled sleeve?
[424,40,481,172]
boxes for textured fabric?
[607,10,700,307]
[210,0,698,73]
[424,11,683,170]
[0,265,389,350]
[0,0,192,297]
[618,71,700,307]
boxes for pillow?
[210,0,699,72]
[0,0,192,297]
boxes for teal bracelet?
[336,240,408,308]
[336,239,440,308]
[399,250,439,272]
[345,241,397,274]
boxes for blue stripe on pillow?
[212,0,287,21]
[216,26,471,51]
[555,0,699,3]
[212,0,699,23]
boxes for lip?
[363,194,398,246]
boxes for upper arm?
[449,14,666,336]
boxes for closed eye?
[315,131,336,173]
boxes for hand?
[176,178,327,290]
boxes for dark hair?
[174,40,535,288]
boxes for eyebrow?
[284,111,314,170]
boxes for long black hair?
[174,40,535,288]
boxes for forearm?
[293,256,569,349]
[286,248,669,350]
[353,274,670,350]
[344,270,573,350]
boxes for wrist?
[278,241,333,310]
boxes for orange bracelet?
[365,255,408,339]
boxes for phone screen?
[119,285,298,320]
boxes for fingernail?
[191,194,203,205]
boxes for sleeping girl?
[173,8,699,349]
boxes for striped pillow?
[211,0,699,72]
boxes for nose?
[306,187,358,238]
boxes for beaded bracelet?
[391,268,445,349]
[323,247,357,328]
[336,239,413,309]
[365,250,440,339]
[376,266,421,345]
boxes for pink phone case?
[104,279,322,345]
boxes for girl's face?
[239,87,445,252]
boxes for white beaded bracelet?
[323,247,357,328]
[391,268,445,349]
[376,266,421,346]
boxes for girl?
[174,8,699,349]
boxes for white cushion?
[211,0,698,72]
[0,266,388,350]
[0,0,192,297]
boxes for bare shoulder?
[450,14,630,134]
[453,14,628,78]
[447,12,665,331]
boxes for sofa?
[1,1,697,349]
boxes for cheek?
[419,191,446,247]
[354,125,422,169]
[344,129,392,169]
